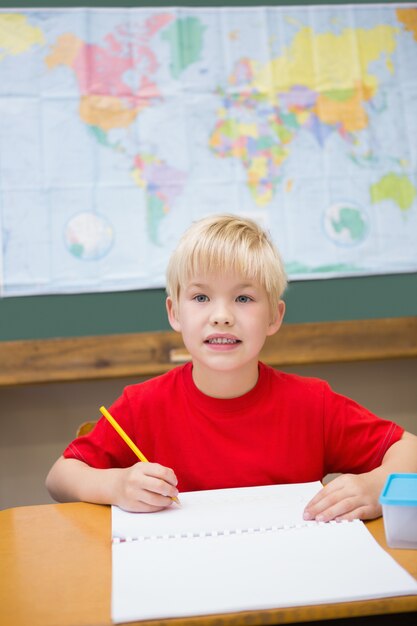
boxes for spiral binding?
[112,519,352,543]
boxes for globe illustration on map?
[64,212,114,261]
[323,203,369,247]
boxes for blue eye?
[194,294,209,303]
[236,295,252,303]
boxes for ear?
[266,300,286,337]
[166,297,181,332]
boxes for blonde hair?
[166,214,287,315]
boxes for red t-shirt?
[63,362,403,492]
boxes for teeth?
[208,338,237,344]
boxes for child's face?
[166,271,284,377]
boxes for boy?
[46,214,417,521]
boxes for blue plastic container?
[379,473,417,549]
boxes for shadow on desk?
[299,614,416,626]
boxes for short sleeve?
[63,390,139,468]
[322,383,404,475]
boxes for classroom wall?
[1,357,416,510]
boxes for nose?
[210,302,234,326]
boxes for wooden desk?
[1,503,416,626]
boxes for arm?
[303,431,417,522]
[45,456,179,513]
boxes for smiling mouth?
[205,338,241,345]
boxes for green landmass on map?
[331,207,367,241]
[285,261,362,274]
[162,17,205,79]
[370,173,416,210]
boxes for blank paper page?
[112,481,322,539]
[112,519,417,623]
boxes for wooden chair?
[76,421,97,437]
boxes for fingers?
[117,463,179,513]
[303,479,342,520]
[141,463,178,495]
[303,475,382,522]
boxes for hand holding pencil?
[100,406,180,509]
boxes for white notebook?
[111,481,417,624]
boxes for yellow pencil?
[99,405,180,505]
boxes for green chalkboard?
[1,0,416,341]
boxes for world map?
[0,5,416,296]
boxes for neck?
[191,361,259,398]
